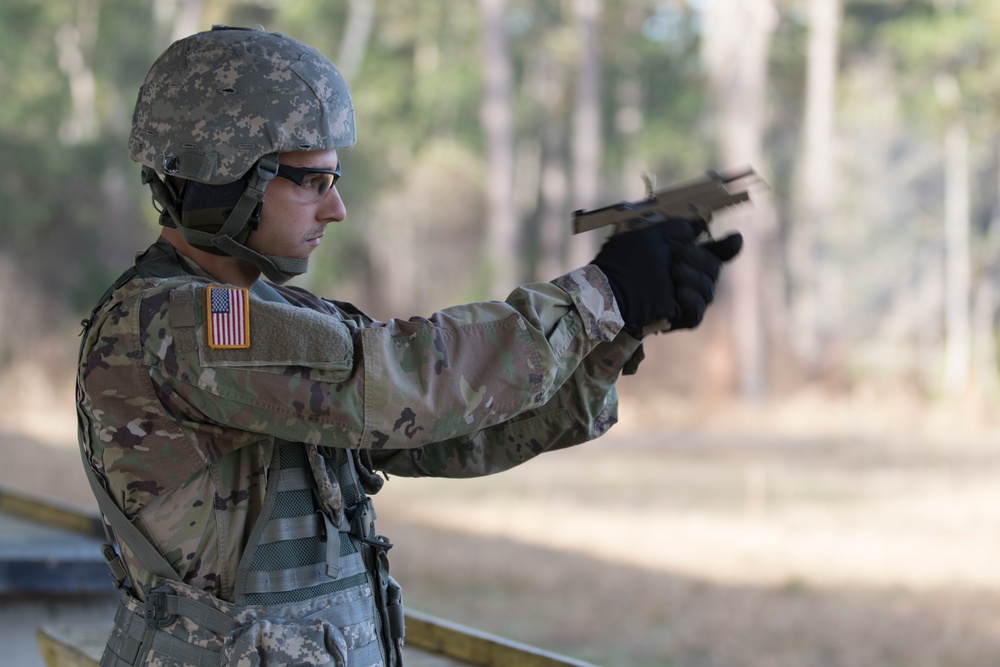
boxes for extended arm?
[368,331,642,478]
[137,266,623,452]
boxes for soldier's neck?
[161,227,261,288]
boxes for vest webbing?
[237,443,369,605]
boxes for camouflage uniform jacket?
[77,239,642,601]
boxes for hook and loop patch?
[207,286,250,349]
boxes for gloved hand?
[590,220,743,337]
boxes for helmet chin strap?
[141,166,183,229]
[209,154,310,285]
[213,239,310,285]
[148,155,310,285]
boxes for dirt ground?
[3,380,1000,667]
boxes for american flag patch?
[206,286,250,349]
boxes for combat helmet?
[129,25,355,283]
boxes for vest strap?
[321,511,341,579]
[274,466,313,492]
[243,554,366,595]
[77,443,177,584]
[258,512,325,544]
[161,589,241,635]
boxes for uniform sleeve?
[141,266,625,451]
[369,331,643,478]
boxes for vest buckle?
[143,585,177,629]
[348,497,375,540]
[100,543,129,589]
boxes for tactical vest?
[77,242,404,666]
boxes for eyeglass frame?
[273,162,341,200]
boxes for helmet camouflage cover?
[129,25,355,184]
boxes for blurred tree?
[153,0,206,44]
[336,0,376,81]
[517,1,574,281]
[701,0,780,398]
[478,0,520,295]
[880,0,1000,397]
[567,0,604,270]
[789,0,843,381]
[55,0,100,144]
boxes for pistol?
[572,166,760,236]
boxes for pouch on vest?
[221,617,349,667]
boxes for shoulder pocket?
[192,286,354,378]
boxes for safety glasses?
[275,163,341,202]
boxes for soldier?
[76,25,742,667]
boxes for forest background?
[5,0,1000,407]
[3,1,1000,666]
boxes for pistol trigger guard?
[641,318,674,337]
[693,218,711,240]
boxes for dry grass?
[4,372,1000,666]
[376,389,1000,666]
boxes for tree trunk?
[337,0,376,81]
[701,0,778,399]
[55,0,100,144]
[790,0,842,378]
[478,0,520,294]
[941,117,972,397]
[153,0,205,43]
[526,12,572,281]
[972,137,1000,400]
[611,3,649,205]
[972,279,998,400]
[567,0,604,270]
[537,116,570,281]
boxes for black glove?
[591,220,743,337]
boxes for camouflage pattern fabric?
[78,240,641,601]
[223,617,350,667]
[105,575,376,666]
[306,442,346,526]
[128,26,355,184]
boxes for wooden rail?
[0,488,104,538]
[404,610,600,667]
